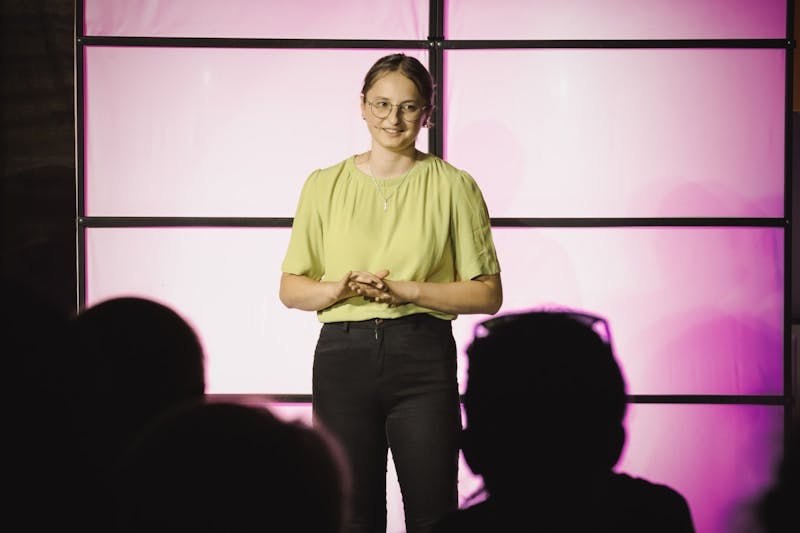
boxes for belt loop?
[342,321,350,332]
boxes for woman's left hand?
[348,270,407,307]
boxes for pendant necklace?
[367,156,413,212]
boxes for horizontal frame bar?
[211,393,790,405]
[78,36,791,50]
[78,36,432,49]
[78,216,787,229]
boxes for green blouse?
[281,153,500,322]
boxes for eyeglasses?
[365,99,427,122]
[473,308,613,349]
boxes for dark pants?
[313,314,461,533]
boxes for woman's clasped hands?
[346,269,406,307]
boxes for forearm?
[279,272,352,311]
[388,274,502,316]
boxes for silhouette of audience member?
[751,414,800,533]
[4,277,78,532]
[112,400,350,533]
[65,296,207,530]
[433,309,695,533]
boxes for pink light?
[84,0,429,39]
[446,0,786,39]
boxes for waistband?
[325,313,449,331]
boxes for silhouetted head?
[462,309,627,496]
[114,400,350,533]
[67,296,206,469]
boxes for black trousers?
[313,314,461,533]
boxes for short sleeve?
[451,172,501,281]
[281,170,325,280]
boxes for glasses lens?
[370,100,391,119]
[400,103,422,121]
[369,101,424,122]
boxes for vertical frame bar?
[427,0,444,157]
[74,0,87,311]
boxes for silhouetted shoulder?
[432,500,515,533]
[602,473,695,533]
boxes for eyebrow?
[370,97,420,103]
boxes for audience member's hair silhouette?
[65,296,207,531]
[433,309,696,533]
[112,399,350,533]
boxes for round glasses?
[366,99,427,122]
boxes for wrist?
[392,280,418,305]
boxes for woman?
[280,53,502,533]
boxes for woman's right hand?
[280,271,359,311]
[347,270,388,299]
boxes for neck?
[367,147,418,179]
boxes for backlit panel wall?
[84,47,429,216]
[444,49,784,218]
[84,226,783,396]
[78,2,790,533]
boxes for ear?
[602,423,626,469]
[422,106,434,128]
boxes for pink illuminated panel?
[452,227,784,396]
[84,227,321,394]
[446,0,786,39]
[83,47,428,217]
[83,0,429,39]
[85,227,783,397]
[619,404,783,533]
[445,49,785,218]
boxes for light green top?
[281,153,500,322]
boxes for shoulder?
[611,473,688,501]
[418,154,483,193]
[309,157,353,181]
[300,157,357,194]
[608,473,693,523]
[420,153,469,178]
[432,502,502,533]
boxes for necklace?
[366,156,414,212]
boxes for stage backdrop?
[78,1,789,532]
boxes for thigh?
[383,320,461,532]
[312,323,389,533]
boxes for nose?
[386,104,402,123]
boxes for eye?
[372,100,391,110]
[401,103,420,113]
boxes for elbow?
[278,276,296,309]
[472,274,502,315]
[486,296,502,315]
[485,284,503,315]
[278,288,297,310]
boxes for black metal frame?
[74,0,794,418]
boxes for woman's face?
[361,70,427,155]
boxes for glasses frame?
[473,308,614,352]
[365,98,429,122]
